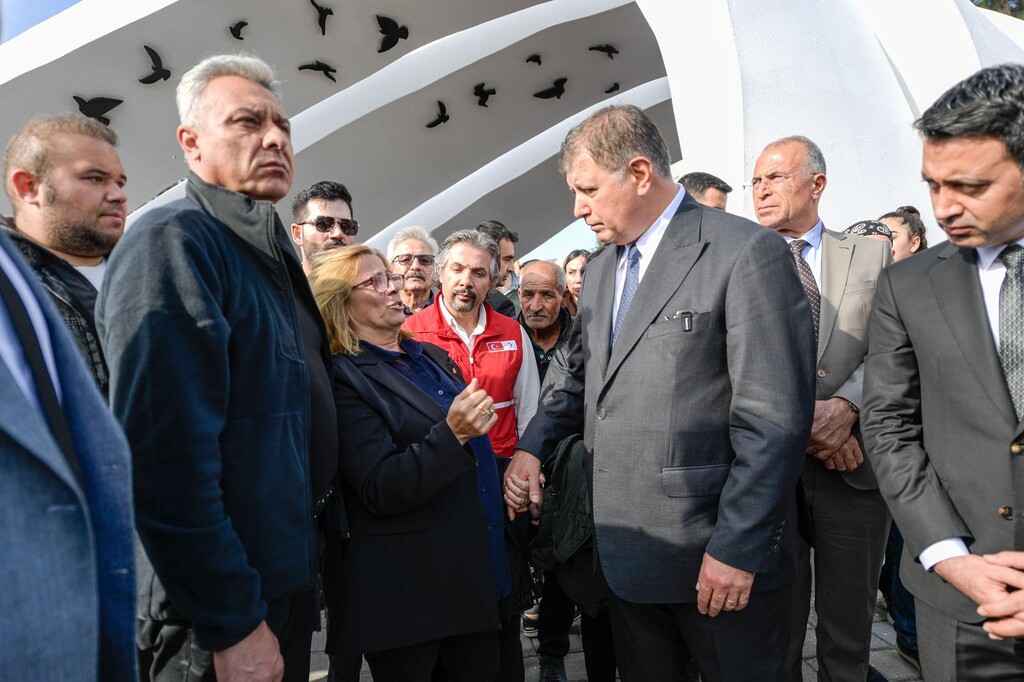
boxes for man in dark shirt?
[518,260,572,382]
[1,113,127,394]
[98,54,337,682]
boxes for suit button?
[816,369,827,378]
[1012,443,1024,455]
[596,408,607,420]
[999,506,1014,520]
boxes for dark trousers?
[365,630,499,682]
[537,572,573,659]
[880,525,918,648]
[608,587,789,682]
[538,573,619,681]
[580,605,618,682]
[137,590,316,682]
[786,458,890,682]
[497,611,524,682]
[916,596,1024,681]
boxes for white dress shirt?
[0,243,62,416]
[783,220,824,290]
[919,236,1024,571]
[438,300,539,437]
[612,185,687,318]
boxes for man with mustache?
[386,225,438,315]
[290,180,356,275]
[518,260,572,381]
[98,55,338,682]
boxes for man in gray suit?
[862,63,1024,680]
[504,104,816,680]
[752,136,893,682]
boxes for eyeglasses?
[353,272,405,293]
[301,216,359,235]
[746,173,797,190]
[391,253,435,267]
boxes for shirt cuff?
[919,538,970,571]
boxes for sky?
[521,219,600,264]
[0,0,78,42]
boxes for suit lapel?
[931,244,1017,426]
[352,349,449,423]
[584,247,616,379]
[604,199,707,382]
[818,230,852,361]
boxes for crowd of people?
[3,49,1024,682]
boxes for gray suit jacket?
[863,243,1023,622]
[518,195,817,604]
[0,232,135,680]
[816,230,892,489]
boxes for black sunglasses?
[302,216,359,235]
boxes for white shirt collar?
[783,220,824,249]
[977,237,1024,271]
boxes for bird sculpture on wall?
[425,101,449,128]
[526,54,542,65]
[229,21,248,40]
[589,44,619,59]
[376,15,409,53]
[533,78,567,100]
[604,82,620,93]
[138,45,171,84]
[473,83,496,107]
[73,96,123,126]
[310,0,333,36]
[299,60,338,82]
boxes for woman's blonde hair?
[310,245,412,355]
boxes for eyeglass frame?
[300,216,360,235]
[745,172,802,190]
[353,272,405,293]
[391,253,436,267]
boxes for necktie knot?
[790,239,809,258]
[999,244,1024,273]
[627,243,641,266]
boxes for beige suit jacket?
[815,229,892,489]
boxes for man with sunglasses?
[386,225,439,315]
[291,180,357,275]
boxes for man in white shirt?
[752,135,892,682]
[863,63,1024,681]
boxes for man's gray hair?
[435,229,500,282]
[176,54,281,128]
[558,104,672,179]
[762,135,827,176]
[386,226,439,262]
[521,259,567,294]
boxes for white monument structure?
[0,0,1022,251]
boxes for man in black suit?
[504,104,816,680]
[863,63,1024,681]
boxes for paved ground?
[308,592,922,681]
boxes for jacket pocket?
[661,464,731,498]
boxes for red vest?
[404,302,525,456]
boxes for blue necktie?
[611,244,641,347]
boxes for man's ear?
[561,289,571,308]
[810,172,828,200]
[9,169,44,207]
[627,156,655,196]
[290,223,304,247]
[177,125,201,164]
